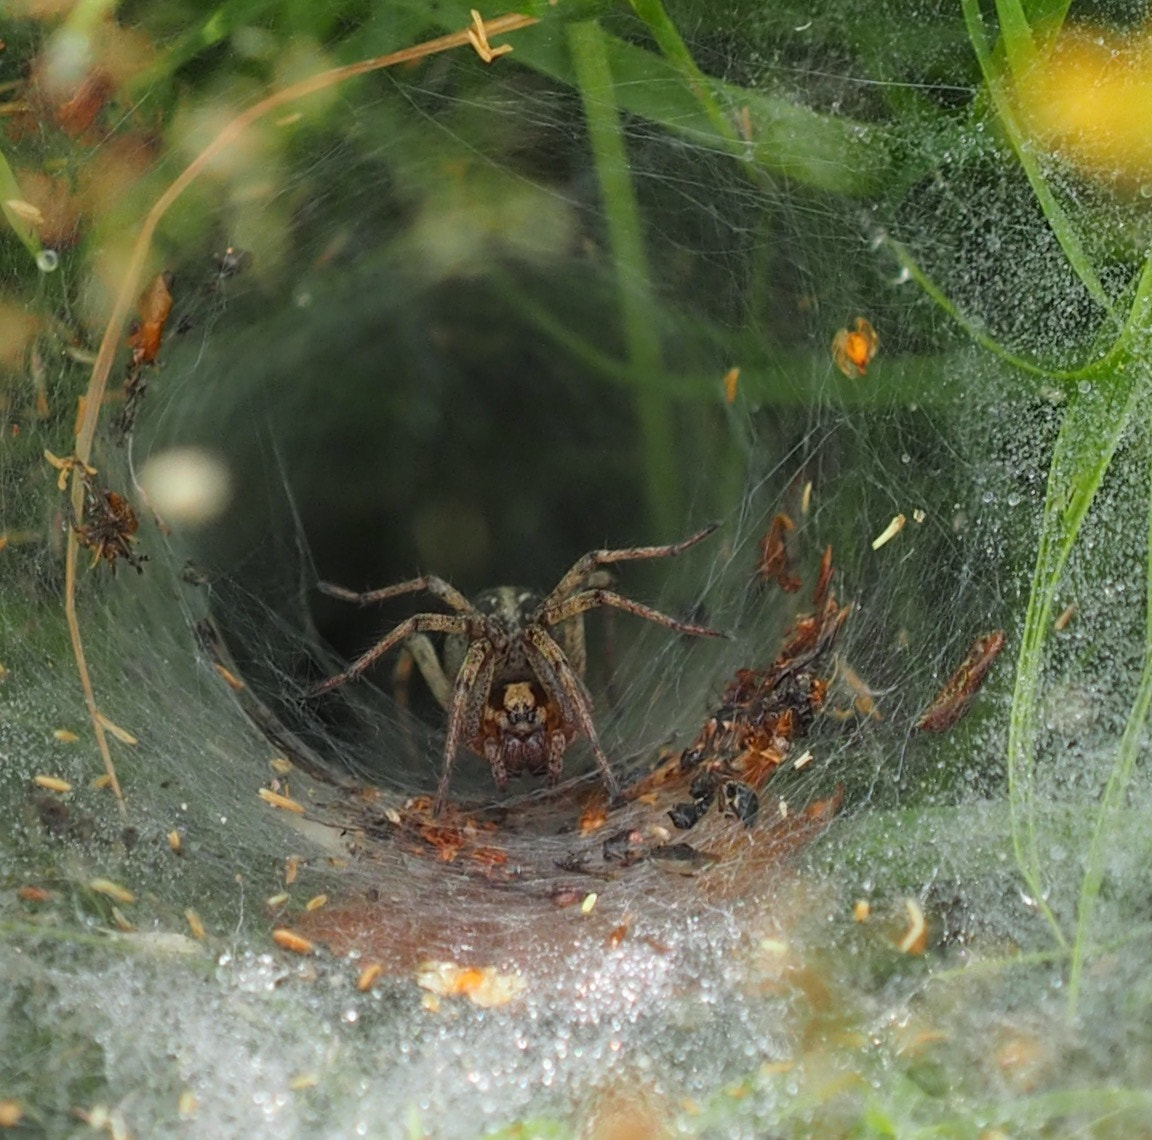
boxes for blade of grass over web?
[887,239,1080,381]
[961,0,1115,321]
[514,21,889,197]
[994,0,1079,65]
[0,145,44,264]
[1003,0,1075,55]
[1007,251,1152,952]
[62,11,538,808]
[1021,0,1073,31]
[994,0,1039,77]
[1067,405,1152,1017]
[626,0,743,153]
[567,18,681,540]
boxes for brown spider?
[70,478,147,573]
[312,526,723,814]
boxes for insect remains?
[47,453,146,573]
[312,526,723,815]
[832,316,880,378]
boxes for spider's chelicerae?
[313,525,722,814]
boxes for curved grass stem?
[1007,253,1152,959]
[63,11,538,807]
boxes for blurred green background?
[5,0,1152,1135]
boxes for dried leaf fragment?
[259,788,306,814]
[466,9,515,63]
[357,962,384,992]
[757,513,802,592]
[916,630,1006,732]
[898,898,927,954]
[272,928,315,955]
[415,960,527,1008]
[579,801,608,835]
[43,450,97,492]
[126,272,174,367]
[96,712,138,745]
[871,514,906,550]
[214,663,246,690]
[89,878,135,904]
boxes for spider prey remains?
[313,525,722,814]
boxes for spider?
[72,483,147,573]
[312,525,723,815]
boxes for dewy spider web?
[5,1,1152,1135]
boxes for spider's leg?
[542,588,724,640]
[310,613,474,696]
[523,626,619,798]
[318,574,472,613]
[392,646,418,762]
[552,569,615,680]
[403,633,455,711]
[546,729,567,786]
[542,524,719,606]
[484,737,508,790]
[433,638,494,816]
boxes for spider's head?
[473,586,544,637]
[496,681,546,736]
[485,680,559,781]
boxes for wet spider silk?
[5,4,1152,1136]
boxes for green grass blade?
[627,0,742,150]
[515,21,889,197]
[994,0,1039,78]
[1007,253,1152,953]
[567,18,681,538]
[961,0,1115,319]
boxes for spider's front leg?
[544,524,720,605]
[318,574,472,613]
[433,639,495,816]
[310,613,473,696]
[523,625,620,799]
